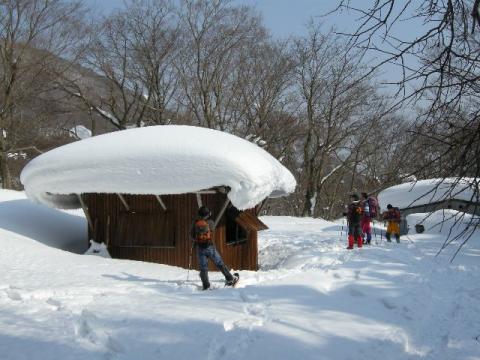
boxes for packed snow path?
[0,196,479,359]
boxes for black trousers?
[348,223,362,238]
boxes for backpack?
[368,196,378,218]
[384,207,401,222]
[194,219,212,243]
[393,207,401,221]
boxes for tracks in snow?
[207,288,272,360]
[0,285,125,359]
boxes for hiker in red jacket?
[344,193,363,249]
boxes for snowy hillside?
[1,190,479,360]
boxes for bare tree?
[66,0,179,131]
[123,0,180,126]
[333,0,480,254]
[333,1,480,181]
[235,40,295,154]
[292,25,383,217]
[176,0,264,130]
[0,0,86,188]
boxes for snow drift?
[1,189,480,359]
[0,190,87,253]
[20,125,296,210]
[407,209,479,235]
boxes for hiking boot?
[225,273,239,287]
[200,270,210,290]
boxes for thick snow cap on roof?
[21,125,296,210]
[378,178,479,210]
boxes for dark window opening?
[116,210,175,248]
[226,207,248,245]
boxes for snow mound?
[20,125,296,210]
[378,178,479,210]
[407,209,478,235]
[0,190,87,253]
[84,240,111,258]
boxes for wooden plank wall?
[83,193,258,271]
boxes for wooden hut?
[80,191,268,270]
[21,125,296,271]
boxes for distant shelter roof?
[378,178,479,210]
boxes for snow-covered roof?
[21,125,296,210]
[378,178,479,210]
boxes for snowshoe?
[225,273,239,287]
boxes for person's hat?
[350,193,360,201]
[198,206,211,218]
[387,204,393,209]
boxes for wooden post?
[256,198,268,215]
[77,194,94,232]
[155,195,167,211]
[215,198,230,227]
[117,194,130,211]
[93,218,98,242]
[105,215,110,246]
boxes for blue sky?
[83,0,422,90]
[84,0,349,38]
[232,0,344,38]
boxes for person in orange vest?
[382,204,401,243]
[190,206,239,290]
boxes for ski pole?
[380,222,383,244]
[373,221,378,244]
[187,241,194,282]
[340,217,345,242]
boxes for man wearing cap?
[190,206,239,290]
[345,193,363,249]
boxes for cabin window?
[226,207,248,245]
[116,209,175,248]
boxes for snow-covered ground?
[1,190,479,360]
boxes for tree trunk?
[302,187,315,217]
[0,151,12,189]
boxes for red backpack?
[393,207,401,222]
[194,219,212,243]
[368,196,378,218]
